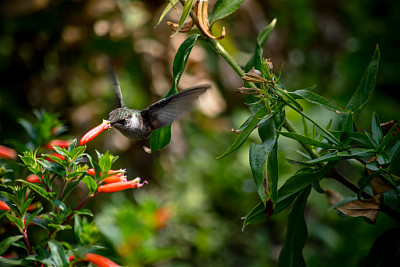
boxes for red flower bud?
[0,200,10,211]
[80,120,111,146]
[26,174,42,184]
[45,140,72,150]
[0,145,17,160]
[97,178,147,193]
[68,255,75,262]
[85,253,120,267]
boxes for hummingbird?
[106,60,210,140]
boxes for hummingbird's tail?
[106,57,126,108]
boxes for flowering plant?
[0,111,146,266]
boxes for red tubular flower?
[0,145,17,160]
[103,174,127,184]
[97,178,147,193]
[26,174,42,184]
[87,168,126,183]
[45,139,71,150]
[80,120,111,146]
[85,253,120,267]
[0,200,10,211]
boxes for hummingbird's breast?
[115,112,152,140]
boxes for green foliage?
[0,112,145,266]
[1,1,399,266]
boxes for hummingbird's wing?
[107,58,126,108]
[141,84,210,129]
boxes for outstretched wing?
[107,57,126,108]
[141,84,210,129]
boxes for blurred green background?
[1,0,399,266]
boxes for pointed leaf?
[48,241,69,267]
[150,34,200,152]
[0,235,23,255]
[218,108,268,158]
[278,161,336,203]
[171,0,195,37]
[371,112,383,144]
[278,186,311,267]
[279,131,335,149]
[242,201,265,230]
[339,46,380,128]
[156,0,179,26]
[290,88,348,113]
[209,0,245,25]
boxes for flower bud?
[0,200,10,211]
[45,140,71,150]
[26,174,42,184]
[0,145,17,160]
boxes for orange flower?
[45,140,71,150]
[97,178,147,193]
[85,253,120,267]
[80,120,111,146]
[0,145,17,160]
[0,200,10,211]
[26,174,42,184]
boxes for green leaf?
[150,125,172,152]
[0,235,23,255]
[244,19,277,113]
[381,187,400,216]
[5,214,24,232]
[209,0,245,25]
[171,0,194,37]
[18,118,37,141]
[149,34,200,152]
[250,116,280,212]
[171,34,200,91]
[339,46,380,128]
[82,175,98,194]
[98,151,112,174]
[278,162,336,203]
[74,209,93,216]
[156,0,179,27]
[0,256,31,266]
[279,131,335,149]
[371,112,383,144]
[37,158,66,177]
[18,180,55,202]
[278,186,311,267]
[290,88,348,113]
[218,108,268,158]
[25,208,43,228]
[242,202,265,231]
[48,241,69,267]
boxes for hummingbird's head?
[108,108,133,130]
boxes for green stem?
[283,118,320,160]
